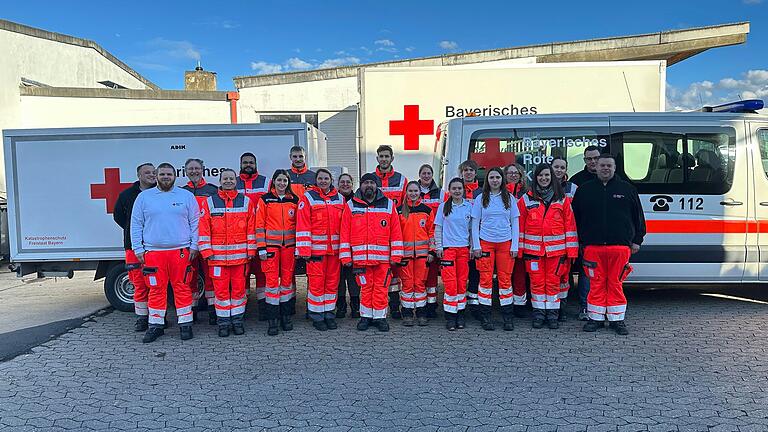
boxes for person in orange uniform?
[236,152,270,320]
[398,181,435,326]
[335,173,360,318]
[518,163,578,329]
[339,173,404,332]
[296,169,345,331]
[505,163,531,318]
[287,145,316,196]
[458,159,482,320]
[417,164,446,319]
[198,168,257,337]
[255,169,299,336]
[372,145,408,319]
[182,158,219,324]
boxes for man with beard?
[339,173,404,332]
[182,158,218,324]
[236,152,270,319]
[287,145,316,196]
[113,163,156,332]
[131,163,199,343]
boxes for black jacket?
[113,182,153,249]
[571,176,646,247]
[569,167,597,186]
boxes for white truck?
[3,123,327,311]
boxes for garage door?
[319,108,358,179]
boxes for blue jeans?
[578,266,591,309]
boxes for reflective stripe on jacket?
[517,191,578,258]
[295,186,344,256]
[398,199,435,258]
[235,173,268,206]
[198,189,257,265]
[420,180,447,213]
[339,190,403,266]
[255,190,299,250]
[374,167,407,207]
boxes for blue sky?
[3,0,766,109]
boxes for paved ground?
[1,284,768,431]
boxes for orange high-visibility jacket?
[255,188,299,250]
[339,190,403,266]
[517,191,578,259]
[374,167,407,207]
[198,189,257,265]
[420,180,448,214]
[235,173,269,208]
[295,186,345,257]
[398,199,435,258]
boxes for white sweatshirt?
[130,186,200,255]
[471,192,520,252]
[434,199,472,249]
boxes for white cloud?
[743,0,762,4]
[375,39,395,47]
[438,40,459,51]
[405,46,415,52]
[318,56,361,68]
[666,69,768,111]
[250,61,283,74]
[146,38,202,61]
[285,57,312,70]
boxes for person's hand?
[436,249,443,259]
[136,252,145,264]
[390,260,399,266]
[426,255,434,264]
[343,262,352,268]
[473,249,482,259]
[631,243,641,255]
[298,254,310,260]
[510,250,518,258]
[189,249,198,261]
[259,251,268,261]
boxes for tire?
[104,264,134,312]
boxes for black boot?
[546,310,559,329]
[480,310,494,331]
[142,326,164,343]
[313,320,328,331]
[389,292,402,319]
[609,320,629,335]
[425,302,437,319]
[267,319,279,336]
[583,319,603,332]
[280,314,293,331]
[376,319,390,332]
[357,317,371,331]
[218,325,230,337]
[470,304,483,322]
[416,307,428,326]
[456,310,466,329]
[532,308,545,329]
[558,298,568,322]
[350,297,361,318]
[325,316,338,330]
[232,321,245,335]
[336,297,347,319]
[208,310,217,326]
[258,299,269,322]
[179,325,193,341]
[402,308,415,327]
[502,314,514,331]
[445,312,457,331]
[513,305,528,318]
[134,316,148,332]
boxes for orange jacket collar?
[375,166,394,179]
[218,188,239,200]
[186,178,208,188]
[291,166,308,175]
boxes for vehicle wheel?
[104,264,134,312]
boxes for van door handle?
[719,199,743,206]
[760,202,768,206]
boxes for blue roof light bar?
[701,99,764,113]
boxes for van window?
[467,128,610,183]
[615,128,736,194]
[757,129,768,179]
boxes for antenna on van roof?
[622,72,636,113]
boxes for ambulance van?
[437,100,768,283]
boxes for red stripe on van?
[646,220,768,234]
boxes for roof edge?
[0,18,161,91]
[20,86,228,101]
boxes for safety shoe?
[325,317,338,330]
[208,311,217,326]
[455,312,466,329]
[547,320,560,330]
[417,316,429,327]
[279,315,293,331]
[610,321,629,336]
[232,323,245,336]
[357,318,371,331]
[376,319,390,332]
[481,316,495,331]
[258,300,269,322]
[179,325,194,341]
[425,304,437,319]
[335,308,347,319]
[583,319,603,332]
[445,314,457,331]
[391,309,402,320]
[532,319,545,329]
[141,326,164,343]
[578,308,589,321]
[134,316,149,332]
[218,325,230,338]
[313,320,328,331]
[513,306,528,319]
[350,297,361,318]
[267,319,279,336]
[502,315,514,331]
[402,315,415,327]
[558,310,568,322]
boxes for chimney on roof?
[185,62,217,91]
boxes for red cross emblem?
[389,105,434,151]
[91,168,133,214]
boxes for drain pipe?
[227,91,240,124]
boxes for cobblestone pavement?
[1,284,767,432]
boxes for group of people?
[113,143,646,343]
